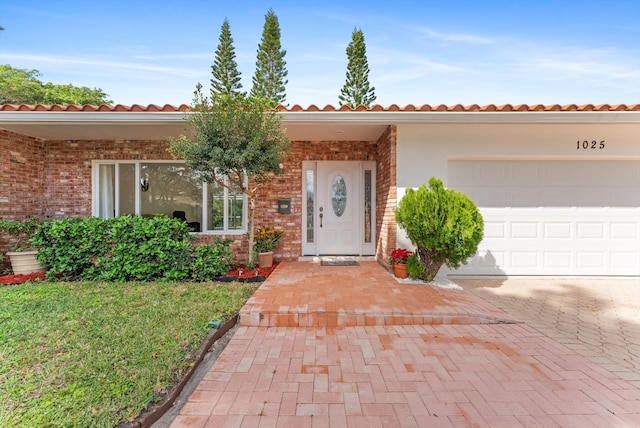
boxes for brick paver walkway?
[170,263,640,427]
[240,262,514,327]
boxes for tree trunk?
[417,248,445,282]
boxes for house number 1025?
[577,140,605,150]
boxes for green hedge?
[32,215,233,282]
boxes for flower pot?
[258,251,274,268]
[393,263,408,279]
[6,250,45,275]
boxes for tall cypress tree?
[250,8,288,106]
[211,18,244,98]
[338,28,376,108]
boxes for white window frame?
[91,160,247,234]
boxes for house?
[1,103,639,276]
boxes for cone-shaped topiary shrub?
[396,177,484,282]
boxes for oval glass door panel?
[331,175,347,217]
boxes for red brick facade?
[375,125,397,270]
[1,128,398,269]
[1,129,46,219]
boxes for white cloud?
[3,53,204,78]
[518,48,640,80]
[407,25,496,45]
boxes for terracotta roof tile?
[0,103,638,112]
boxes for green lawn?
[0,280,257,427]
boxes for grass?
[0,280,257,427]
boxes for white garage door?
[448,160,640,276]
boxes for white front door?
[302,161,376,256]
[317,162,360,254]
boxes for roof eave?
[1,110,639,127]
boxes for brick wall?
[1,132,397,268]
[42,139,173,218]
[375,126,397,270]
[254,139,378,262]
[0,129,46,219]
[0,130,46,269]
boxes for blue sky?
[1,0,639,107]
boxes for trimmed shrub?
[396,177,484,281]
[33,217,111,280]
[0,216,45,251]
[406,253,424,280]
[190,238,234,281]
[34,216,243,282]
[33,215,203,282]
[97,215,195,282]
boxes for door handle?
[319,207,323,228]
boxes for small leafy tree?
[250,8,288,106]
[396,177,484,281]
[168,88,289,263]
[338,28,376,108]
[210,18,244,98]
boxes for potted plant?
[0,217,46,275]
[390,247,411,279]
[253,226,284,268]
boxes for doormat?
[320,260,359,266]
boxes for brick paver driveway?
[457,277,640,389]
[169,263,640,427]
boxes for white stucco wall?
[396,122,640,190]
[393,121,640,268]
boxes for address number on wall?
[576,140,605,150]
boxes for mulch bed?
[215,262,279,283]
[0,272,46,285]
[0,263,279,285]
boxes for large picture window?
[92,161,246,234]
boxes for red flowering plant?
[390,248,412,265]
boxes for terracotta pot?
[7,250,46,275]
[258,251,274,268]
[393,263,408,279]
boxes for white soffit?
[0,110,638,141]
